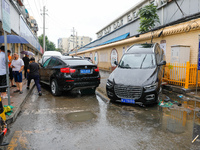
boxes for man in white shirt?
[11,53,24,94]
[0,46,7,98]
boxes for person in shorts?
[11,53,24,94]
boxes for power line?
[47,14,71,30]
[38,0,42,10]
[33,0,42,23]
[26,1,36,18]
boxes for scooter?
[0,97,8,146]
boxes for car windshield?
[43,56,50,63]
[119,54,156,69]
[43,56,61,63]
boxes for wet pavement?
[2,84,200,150]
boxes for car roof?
[43,51,62,56]
[60,56,83,60]
[126,43,156,54]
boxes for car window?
[43,58,51,68]
[48,58,57,67]
[119,54,156,69]
[55,60,63,66]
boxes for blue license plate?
[80,69,91,74]
[121,98,135,104]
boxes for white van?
[39,51,62,65]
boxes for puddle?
[66,111,97,122]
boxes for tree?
[138,4,160,33]
[56,48,63,53]
[38,34,56,51]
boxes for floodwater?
[3,87,200,150]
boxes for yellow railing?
[163,61,200,89]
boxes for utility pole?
[75,31,77,56]
[72,27,75,50]
[42,6,47,52]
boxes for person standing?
[27,57,42,96]
[7,50,16,87]
[0,46,7,98]
[22,54,29,79]
[11,53,24,94]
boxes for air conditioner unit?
[170,45,190,80]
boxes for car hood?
[109,67,157,86]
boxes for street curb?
[6,84,35,125]
[95,89,110,103]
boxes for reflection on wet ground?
[107,90,200,149]
[4,86,200,150]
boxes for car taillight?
[94,67,99,72]
[60,68,76,73]
[66,80,74,82]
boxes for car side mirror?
[158,60,166,66]
[114,61,118,65]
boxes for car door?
[45,57,58,83]
[40,58,51,83]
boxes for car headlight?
[144,82,158,91]
[106,80,113,87]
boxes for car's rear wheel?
[51,79,62,96]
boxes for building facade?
[58,36,92,54]
[0,0,42,61]
[70,0,200,70]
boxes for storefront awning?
[99,32,130,46]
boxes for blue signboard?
[198,40,200,70]
[2,0,11,33]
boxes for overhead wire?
[33,0,43,23]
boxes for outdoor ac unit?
[170,45,190,80]
[170,45,190,64]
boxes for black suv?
[39,56,100,96]
[106,43,166,105]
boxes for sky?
[24,0,141,47]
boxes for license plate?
[80,69,91,74]
[121,98,135,104]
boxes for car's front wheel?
[51,79,62,96]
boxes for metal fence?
[163,61,200,89]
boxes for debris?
[159,96,182,107]
[192,135,199,143]
[4,105,14,116]
[158,100,173,107]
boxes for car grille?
[114,85,142,99]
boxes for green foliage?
[38,34,56,51]
[138,4,160,33]
[56,48,63,53]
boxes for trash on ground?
[159,100,173,107]
[4,105,14,116]
[159,96,182,107]
[178,94,183,98]
[192,135,199,143]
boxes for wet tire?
[51,79,62,96]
